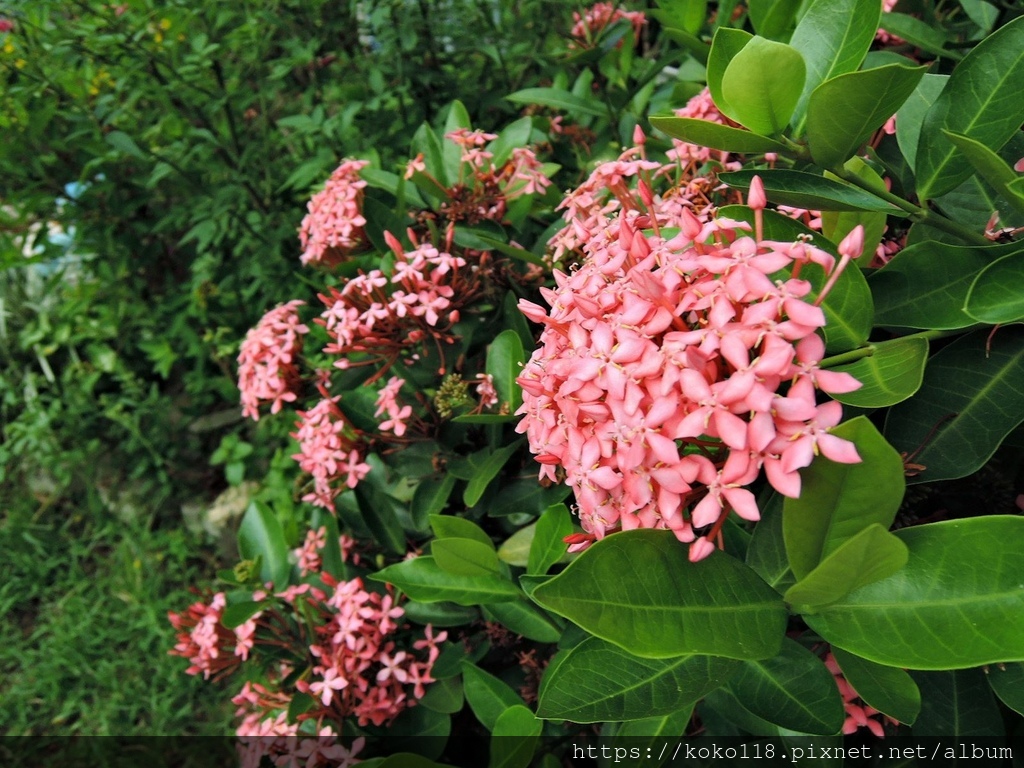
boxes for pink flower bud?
[633,124,646,146]
[839,225,864,261]
[748,175,767,212]
[688,537,716,563]
[383,230,404,257]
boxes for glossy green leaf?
[429,514,493,548]
[528,503,573,575]
[649,117,789,154]
[419,675,464,714]
[885,327,1024,483]
[237,502,290,588]
[896,74,948,169]
[463,441,523,507]
[462,662,522,730]
[965,250,1024,324]
[745,493,794,594]
[411,122,448,189]
[490,706,542,768]
[721,170,900,212]
[432,537,502,576]
[443,100,472,183]
[603,707,693,767]
[482,599,562,643]
[530,530,787,660]
[789,0,881,130]
[807,64,925,168]
[402,600,480,628]
[821,159,889,259]
[986,663,1024,716]
[829,336,929,408]
[221,601,263,629]
[960,0,999,33]
[650,0,707,35]
[748,0,797,38]
[497,524,534,567]
[506,88,605,118]
[829,648,921,724]
[706,27,753,115]
[785,524,909,610]
[879,13,955,59]
[485,477,571,518]
[537,637,739,723]
[944,132,1024,219]
[912,669,1004,737]
[915,17,1024,199]
[806,517,1024,669]
[411,475,457,529]
[487,329,525,413]
[703,687,780,736]
[783,416,905,580]
[310,507,346,578]
[720,37,805,136]
[370,556,519,605]
[724,638,844,735]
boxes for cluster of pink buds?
[516,176,864,562]
[299,159,370,267]
[169,593,254,679]
[238,300,309,420]
[825,652,900,737]
[570,2,646,47]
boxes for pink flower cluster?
[826,652,899,737]
[571,2,645,46]
[238,300,309,420]
[516,179,864,561]
[169,593,257,679]
[291,396,370,511]
[299,159,369,267]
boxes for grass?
[0,499,236,735]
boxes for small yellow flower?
[159,18,171,30]
[14,58,25,69]
[154,31,163,43]
[2,41,13,54]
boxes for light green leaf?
[462,662,522,730]
[530,530,787,660]
[528,503,573,575]
[915,16,1024,199]
[402,600,480,628]
[829,336,929,408]
[488,116,534,167]
[965,250,1024,324]
[237,502,290,588]
[487,329,525,413]
[748,0,798,38]
[490,705,542,768]
[649,116,789,154]
[807,64,926,169]
[960,0,999,33]
[806,517,1024,669]
[370,556,519,605]
[706,27,753,115]
[724,637,844,735]
[829,648,921,724]
[783,416,905,580]
[720,37,806,136]
[884,327,1024,483]
[505,88,605,118]
[498,524,534,567]
[785,524,909,610]
[537,637,739,723]
[896,74,948,170]
[432,537,502,577]
[429,514,494,547]
[721,170,900,212]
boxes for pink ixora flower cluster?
[291,395,370,511]
[516,177,864,562]
[299,159,369,267]
[571,2,645,46]
[826,652,899,737]
[169,592,258,679]
[238,300,310,420]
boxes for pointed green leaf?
[748,0,798,38]
[462,662,522,730]
[402,600,480,627]
[488,117,534,169]
[944,132,1024,219]
[912,669,1004,737]
[785,524,909,610]
[370,556,519,605]
[487,329,525,413]
[221,601,263,629]
[105,130,147,159]
[986,663,1024,716]
[498,524,535,567]
[505,88,605,118]
[537,637,739,723]
[879,13,956,59]
[603,707,694,766]
[965,250,1024,324]
[745,493,795,593]
[821,158,891,258]
[915,17,1024,199]
[443,100,472,183]
[783,416,905,580]
[808,64,926,168]
[419,675,464,714]
[829,336,929,408]
[412,122,448,189]
[830,648,921,724]
[310,507,346,579]
[896,74,948,170]
[490,705,542,768]
[411,475,457,529]
[354,479,407,555]
[530,530,788,660]
[528,503,573,575]
[721,170,900,212]
[432,537,502,576]
[884,327,1024,483]
[789,0,881,131]
[482,599,562,643]
[429,514,494,548]
[463,441,523,507]
[237,502,290,588]
[724,637,844,735]
[806,517,1024,669]
[649,116,789,154]
[706,28,753,115]
[720,37,805,136]
[651,0,708,35]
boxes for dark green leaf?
[354,477,407,555]
[221,601,263,629]
[879,13,956,59]
[419,675,464,714]
[310,508,346,579]
[482,599,562,643]
[463,441,523,507]
[402,600,480,627]
[237,502,290,588]
[488,117,534,167]
[720,37,805,135]
[484,477,571,518]
[829,336,929,408]
[411,122,448,189]
[411,475,457,530]
[912,669,1004,737]
[603,707,694,766]
[432,537,502,576]
[721,170,900,212]
[528,503,573,575]
[462,662,522,730]
[783,416,905,580]
[370,556,519,605]
[506,88,605,118]
[537,637,739,723]
[884,327,1024,483]
[706,28,753,115]
[530,530,787,660]
[105,130,147,159]
[806,517,1024,669]
[965,250,1024,324]
[944,132,1024,219]
[821,159,891,259]
[490,705,542,768]
[745,493,794,593]
[895,74,948,170]
[986,663,1024,716]
[649,117,789,154]
[829,648,921,724]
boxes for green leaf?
[649,117,789,154]
[432,537,502,576]
[402,600,480,628]
[310,508,346,579]
[748,0,798,38]
[986,663,1024,716]
[443,100,472,183]
[481,599,562,643]
[706,28,753,115]
[485,478,571,518]
[720,37,805,136]
[370,556,520,606]
[463,441,523,507]
[720,170,900,212]
[783,416,905,580]
[960,0,999,33]
[895,74,948,171]
[487,329,525,413]
[488,116,534,167]
[354,476,407,555]
[915,17,1024,199]
[497,524,535,567]
[220,601,263,629]
[429,514,493,547]
[651,0,708,35]
[884,327,1024,483]
[462,662,522,730]
[807,64,926,169]
[789,0,881,131]
[530,530,787,660]
[528,503,573,575]
[829,648,921,724]
[490,706,542,768]
[237,502,290,588]
[944,132,1024,219]
[880,13,956,59]
[965,250,1024,324]
[724,637,844,735]
[411,475,457,530]
[806,517,1024,670]
[829,336,929,408]
[105,130,147,159]
[784,524,909,610]
[603,707,694,766]
[411,122,448,189]
[745,493,794,593]
[419,675,465,714]
[912,669,1004,737]
[505,88,605,118]
[537,637,739,723]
